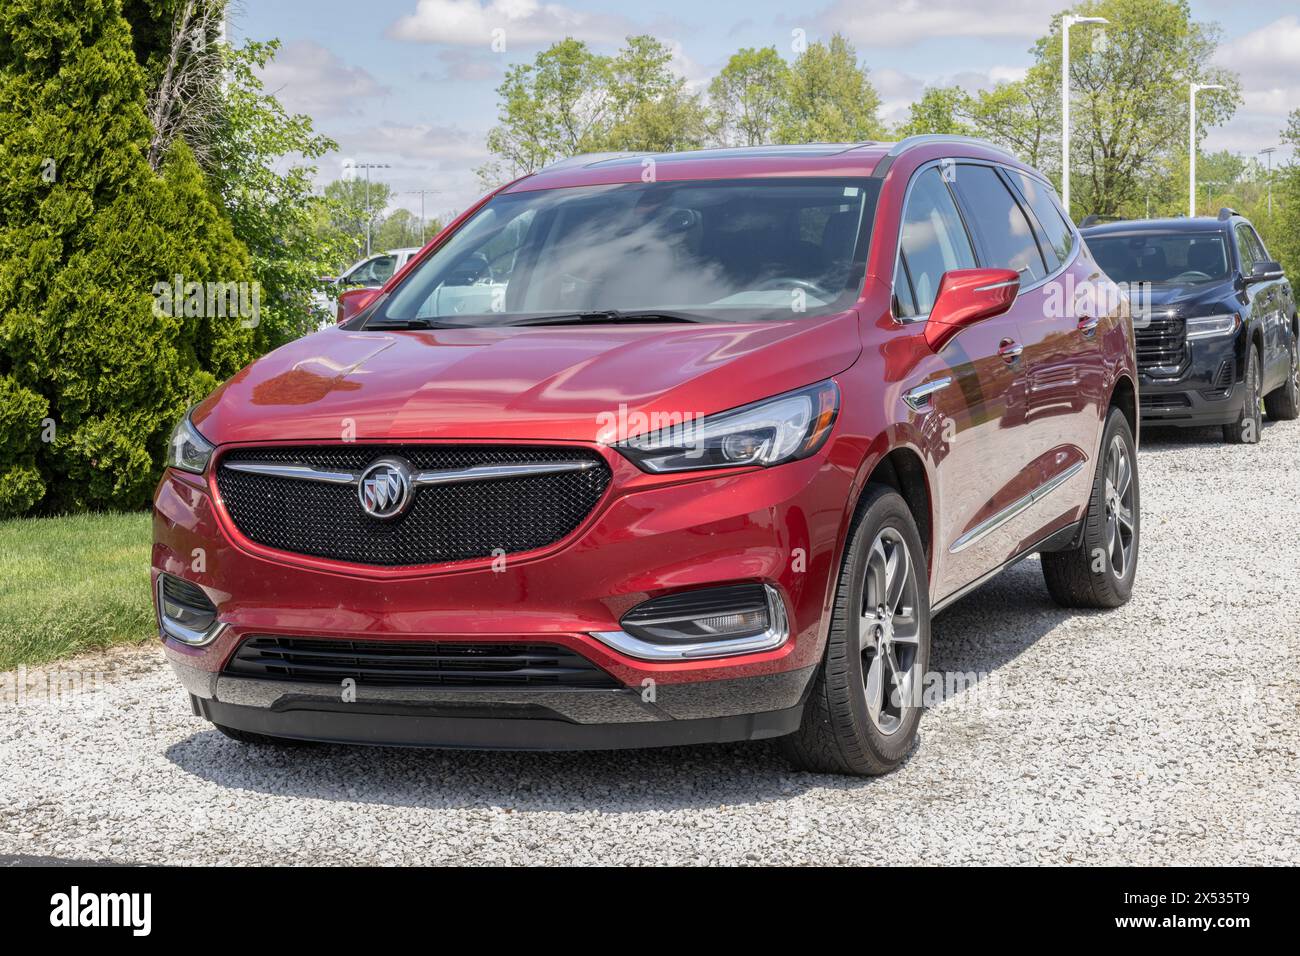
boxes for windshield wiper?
[364,317,455,330]
[503,310,713,327]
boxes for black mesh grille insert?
[216,445,610,567]
[224,636,620,688]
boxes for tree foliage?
[774,34,884,144]
[0,0,256,515]
[709,47,789,147]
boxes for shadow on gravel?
[1139,421,1281,448]
[164,558,1079,811]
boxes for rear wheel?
[782,485,930,776]
[1224,345,1263,443]
[1264,337,1299,421]
[1042,407,1139,609]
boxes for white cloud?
[1212,16,1299,161]
[388,0,633,47]
[257,40,389,119]
[806,0,1058,47]
[873,65,1028,126]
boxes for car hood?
[193,312,862,445]
[1136,279,1236,311]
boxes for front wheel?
[782,485,930,776]
[1041,407,1139,609]
[1224,346,1263,443]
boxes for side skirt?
[931,519,1084,616]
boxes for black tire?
[1224,345,1263,443]
[1042,407,1139,609]
[213,723,313,747]
[1264,336,1299,421]
[781,485,930,776]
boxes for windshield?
[1087,232,1230,284]
[369,178,880,326]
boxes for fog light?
[592,584,789,661]
[156,573,224,646]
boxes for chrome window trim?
[888,158,1083,327]
[949,460,1085,554]
[590,584,789,662]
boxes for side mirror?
[337,287,380,324]
[1247,260,1285,283]
[924,268,1020,352]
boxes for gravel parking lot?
[2,419,1298,866]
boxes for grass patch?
[0,511,154,671]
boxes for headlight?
[616,380,839,473]
[165,408,214,474]
[1185,313,1239,339]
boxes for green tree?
[323,178,394,263]
[373,208,421,251]
[0,0,255,515]
[962,67,1059,175]
[708,47,789,146]
[1269,110,1300,281]
[774,33,884,144]
[479,35,693,185]
[604,87,712,153]
[894,87,973,138]
[207,39,346,343]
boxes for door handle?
[1077,316,1100,336]
[998,338,1023,363]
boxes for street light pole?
[356,162,391,256]
[1259,146,1278,217]
[406,189,440,245]
[1061,14,1108,216]
[1189,84,1225,217]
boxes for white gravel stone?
[1,419,1298,865]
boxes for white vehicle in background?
[312,247,422,324]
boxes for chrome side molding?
[949,461,1086,554]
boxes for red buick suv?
[154,137,1139,775]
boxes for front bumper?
[177,657,812,749]
[153,443,849,750]
[1139,333,1243,427]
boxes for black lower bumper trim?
[1139,380,1244,427]
[196,697,804,751]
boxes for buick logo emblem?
[358,458,413,519]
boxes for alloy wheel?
[1102,435,1136,579]
[859,528,922,735]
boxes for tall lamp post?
[1259,146,1278,216]
[406,189,440,245]
[1061,14,1108,215]
[356,162,391,256]
[1189,84,1225,217]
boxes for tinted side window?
[1236,224,1268,271]
[894,167,977,317]
[1009,170,1074,268]
[951,164,1047,282]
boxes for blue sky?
[233,0,1300,222]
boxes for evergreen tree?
[0,0,255,514]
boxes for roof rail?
[1079,214,1126,228]
[1217,207,1240,221]
[872,134,1018,179]
[538,151,650,173]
